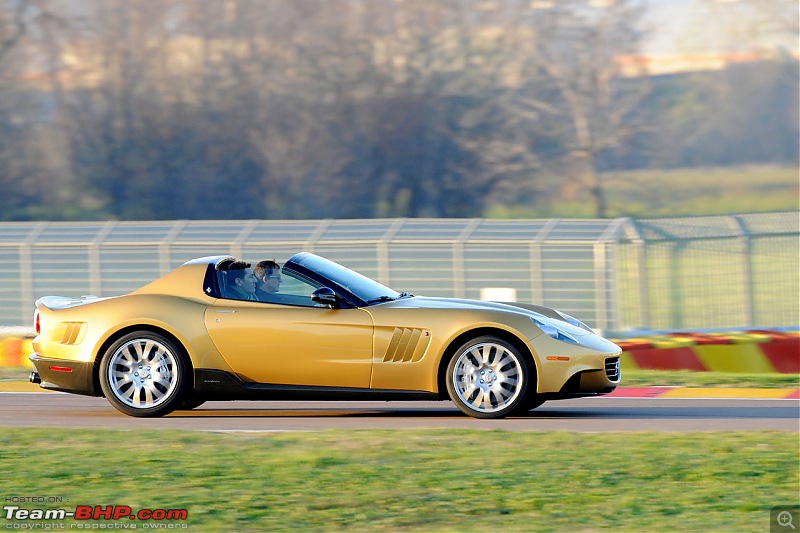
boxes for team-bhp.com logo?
[4,505,188,529]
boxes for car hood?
[383,296,593,336]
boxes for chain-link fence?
[0,212,797,333]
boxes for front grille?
[605,357,620,382]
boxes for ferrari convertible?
[30,252,621,419]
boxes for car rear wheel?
[446,336,529,419]
[99,331,186,417]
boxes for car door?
[204,273,374,388]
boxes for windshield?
[285,252,400,305]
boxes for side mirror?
[311,287,338,307]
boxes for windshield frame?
[283,252,400,308]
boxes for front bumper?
[29,353,98,397]
[539,356,620,400]
[531,328,622,394]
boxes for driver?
[254,259,283,301]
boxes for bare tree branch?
[0,0,29,64]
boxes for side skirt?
[194,369,440,402]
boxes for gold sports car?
[30,253,621,419]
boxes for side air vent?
[57,322,88,345]
[382,328,432,363]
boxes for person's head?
[228,262,257,295]
[254,259,281,293]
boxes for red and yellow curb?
[0,337,34,368]
[607,387,800,399]
[613,330,800,374]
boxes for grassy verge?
[0,366,32,382]
[486,164,799,218]
[0,429,797,532]
[0,366,30,381]
[620,370,800,388]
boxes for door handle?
[214,309,237,313]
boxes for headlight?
[555,311,594,333]
[530,315,578,344]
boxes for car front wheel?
[445,336,529,419]
[176,396,206,410]
[99,331,186,417]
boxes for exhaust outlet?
[29,372,41,384]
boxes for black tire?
[99,331,186,418]
[445,336,529,419]
[176,396,206,410]
[513,394,547,414]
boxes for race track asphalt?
[1,391,797,432]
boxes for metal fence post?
[593,242,608,331]
[378,218,407,286]
[159,220,188,275]
[304,219,333,254]
[529,219,559,306]
[231,220,259,259]
[89,221,117,296]
[669,240,687,330]
[19,222,48,319]
[452,219,481,299]
[731,215,754,326]
[596,219,628,333]
[622,218,649,331]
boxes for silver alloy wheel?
[107,338,179,408]
[451,341,524,414]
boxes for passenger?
[253,259,282,301]
[226,262,259,301]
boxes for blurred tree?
[650,0,799,169]
[0,0,27,220]
[507,0,650,218]
[299,0,551,218]
[0,0,795,221]
[44,0,270,219]
[650,60,799,168]
[0,0,27,64]
[0,0,58,221]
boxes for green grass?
[0,429,797,532]
[601,165,799,218]
[486,164,799,218]
[0,366,31,381]
[621,370,800,388]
